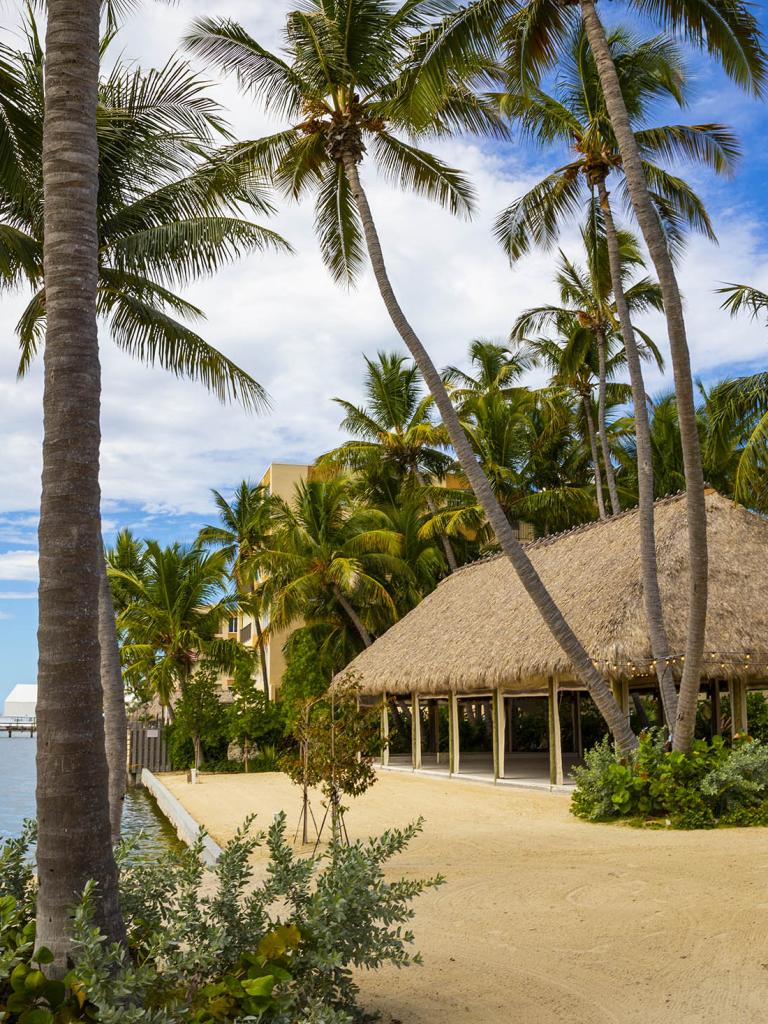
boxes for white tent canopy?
[3,684,37,719]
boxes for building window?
[228,616,238,634]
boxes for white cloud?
[0,591,36,600]
[0,551,38,582]
[0,0,766,522]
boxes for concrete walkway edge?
[141,769,222,866]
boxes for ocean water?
[0,735,180,857]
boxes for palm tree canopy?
[718,282,768,326]
[184,0,507,285]
[442,338,535,409]
[494,23,739,262]
[197,481,275,591]
[705,283,768,510]
[318,350,454,496]
[473,0,766,97]
[0,12,290,411]
[511,226,664,376]
[110,541,239,708]
[260,478,411,643]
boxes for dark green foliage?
[0,815,440,1023]
[572,732,768,828]
[167,666,231,771]
[279,630,332,730]
[229,655,286,770]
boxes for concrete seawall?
[141,769,222,866]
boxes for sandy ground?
[162,770,768,1024]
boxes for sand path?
[162,770,768,1023]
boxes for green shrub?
[1,812,441,1023]
[572,732,768,829]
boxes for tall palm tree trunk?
[99,558,127,844]
[595,327,621,515]
[580,0,707,753]
[582,393,607,518]
[36,0,124,971]
[341,151,637,753]
[597,179,678,726]
[415,468,458,571]
[254,614,270,697]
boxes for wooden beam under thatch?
[343,490,768,696]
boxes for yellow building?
[216,462,310,699]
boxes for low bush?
[572,731,768,829]
[0,814,442,1023]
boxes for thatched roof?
[345,490,768,695]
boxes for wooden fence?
[128,720,171,778]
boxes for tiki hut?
[346,490,768,788]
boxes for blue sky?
[1,1,768,705]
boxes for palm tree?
[1,15,286,404]
[197,482,275,696]
[618,388,741,503]
[318,351,458,569]
[185,1,636,751]
[519,0,760,752]
[512,234,663,514]
[0,16,289,844]
[442,338,534,410]
[707,284,768,510]
[111,542,240,769]
[29,0,124,970]
[495,22,737,727]
[423,379,599,541]
[425,0,763,751]
[260,478,409,653]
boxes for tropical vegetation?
[0,815,440,1023]
[0,0,765,974]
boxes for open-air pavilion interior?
[348,490,768,789]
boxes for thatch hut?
[345,490,768,788]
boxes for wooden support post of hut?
[411,693,422,770]
[612,678,630,720]
[730,678,748,736]
[380,694,389,767]
[492,688,506,780]
[547,678,563,787]
[448,693,460,775]
[572,691,583,758]
[711,681,722,736]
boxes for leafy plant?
[2,813,439,1023]
[281,673,381,841]
[572,732,768,828]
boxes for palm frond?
[372,131,476,218]
[314,160,366,284]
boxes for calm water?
[0,735,180,857]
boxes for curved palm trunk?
[581,0,707,753]
[332,583,374,648]
[583,393,607,519]
[341,152,636,753]
[597,180,678,726]
[99,558,127,844]
[595,327,620,515]
[414,468,458,572]
[36,0,124,971]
